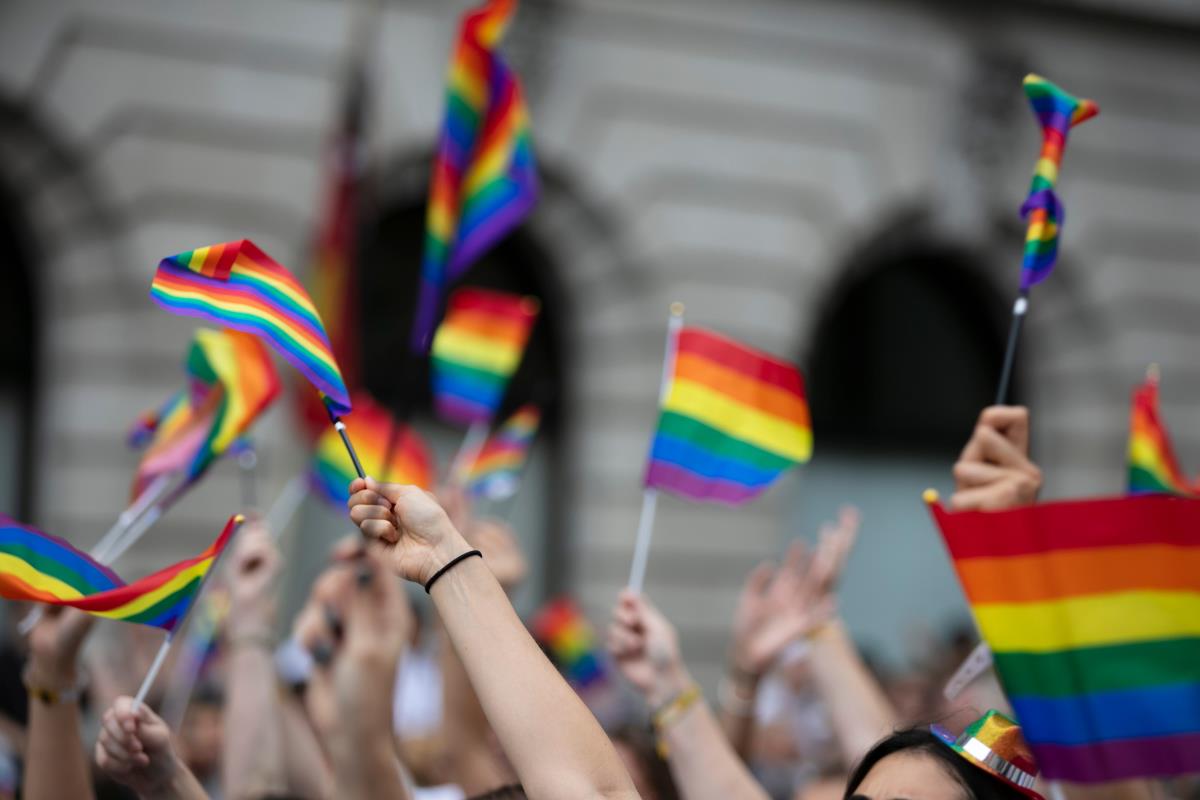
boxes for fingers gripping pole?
[627,302,685,593]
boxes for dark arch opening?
[805,240,1012,455]
[0,173,38,518]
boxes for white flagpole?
[264,473,310,541]
[449,420,491,486]
[627,302,685,593]
[133,633,174,710]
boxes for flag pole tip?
[669,301,685,316]
[922,488,939,505]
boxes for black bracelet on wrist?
[424,549,483,594]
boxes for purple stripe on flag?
[1034,732,1200,783]
[644,461,766,506]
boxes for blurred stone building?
[2,0,1199,686]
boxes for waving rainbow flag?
[930,494,1200,782]
[0,514,241,632]
[1019,75,1098,290]
[411,0,539,351]
[644,327,811,505]
[150,239,351,415]
[431,288,539,425]
[466,404,539,500]
[311,393,433,506]
[1128,371,1194,496]
[531,597,607,689]
[129,329,280,501]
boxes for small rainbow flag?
[644,327,812,505]
[430,288,539,425]
[150,239,351,415]
[1019,75,1098,290]
[129,329,280,501]
[929,494,1200,782]
[465,404,540,500]
[0,514,241,632]
[411,0,539,351]
[311,393,434,506]
[1128,371,1194,496]
[531,597,606,689]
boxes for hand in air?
[951,406,1042,511]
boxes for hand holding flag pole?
[628,302,685,594]
[994,75,1097,405]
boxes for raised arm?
[95,696,209,800]
[348,478,637,800]
[23,607,96,800]
[607,590,768,800]
[950,406,1041,511]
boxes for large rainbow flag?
[1019,75,1098,290]
[311,393,433,506]
[929,494,1200,782]
[430,288,539,425]
[465,404,539,500]
[0,514,241,632]
[531,597,606,689]
[129,329,280,501]
[1127,372,1194,496]
[150,239,352,415]
[644,327,811,505]
[411,0,539,352]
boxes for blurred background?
[1,0,1199,691]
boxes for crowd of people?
[1,405,1193,799]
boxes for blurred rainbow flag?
[311,393,434,505]
[431,288,538,425]
[130,329,280,501]
[1128,369,1195,496]
[644,327,811,505]
[531,597,606,689]
[411,0,539,351]
[465,404,539,500]
[0,515,241,632]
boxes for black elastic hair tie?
[424,549,483,594]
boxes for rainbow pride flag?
[644,327,811,505]
[929,494,1200,782]
[411,0,539,351]
[1128,372,1194,496]
[430,288,539,425]
[311,393,434,506]
[129,329,280,501]
[531,597,606,689]
[150,239,352,415]
[465,404,540,500]
[1019,75,1098,290]
[0,514,241,632]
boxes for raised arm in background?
[718,507,859,759]
[23,607,96,800]
[950,406,1041,511]
[607,590,768,800]
[348,477,637,800]
[95,696,209,800]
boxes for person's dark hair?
[844,728,1028,800]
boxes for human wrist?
[646,661,692,708]
[23,661,82,701]
[423,529,475,585]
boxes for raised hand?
[226,518,281,638]
[730,506,859,680]
[607,590,691,707]
[26,606,94,693]
[951,406,1042,511]
[347,477,472,585]
[95,696,202,798]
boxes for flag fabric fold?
[150,239,352,415]
[1127,372,1194,496]
[0,514,241,632]
[643,327,812,505]
[929,494,1200,783]
[411,0,539,351]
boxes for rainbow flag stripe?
[411,0,539,351]
[150,239,352,415]
[1128,374,1194,496]
[466,404,540,500]
[930,495,1200,783]
[0,515,241,632]
[1019,75,1098,290]
[311,393,433,506]
[644,327,812,505]
[531,597,606,689]
[129,329,280,501]
[430,288,539,425]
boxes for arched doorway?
[791,218,1010,668]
